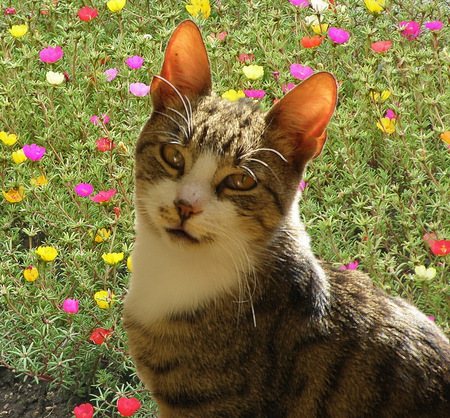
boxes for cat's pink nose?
[175,200,202,222]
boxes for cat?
[123,20,450,417]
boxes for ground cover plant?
[0,0,449,416]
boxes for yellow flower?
[186,0,211,19]
[364,0,385,13]
[311,23,329,35]
[2,186,25,203]
[414,265,436,280]
[242,65,264,80]
[24,266,39,282]
[127,255,132,271]
[36,246,58,261]
[31,175,48,187]
[221,89,245,102]
[94,290,116,309]
[46,71,65,86]
[106,0,126,12]
[94,228,111,243]
[370,90,391,102]
[102,252,124,264]
[376,117,396,134]
[12,149,27,164]
[8,24,28,38]
[440,131,450,144]
[0,132,18,146]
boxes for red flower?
[301,35,324,48]
[95,137,115,151]
[89,189,117,203]
[78,6,98,22]
[117,397,141,417]
[371,40,392,52]
[237,53,254,63]
[73,403,94,418]
[431,240,450,256]
[89,328,113,344]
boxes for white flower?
[310,0,329,13]
[46,71,65,86]
[414,265,436,280]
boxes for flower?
[376,118,396,134]
[440,131,450,144]
[126,56,144,69]
[364,0,385,13]
[244,90,266,99]
[238,53,254,63]
[427,316,435,322]
[0,132,18,146]
[95,137,115,151]
[385,109,396,119]
[90,114,110,125]
[399,21,421,40]
[23,144,46,161]
[414,265,436,280]
[8,24,28,37]
[221,89,245,102]
[289,0,309,7]
[117,397,141,417]
[186,0,211,19]
[431,240,450,256]
[290,64,314,80]
[94,290,116,309]
[78,6,98,22]
[12,149,27,164]
[301,35,324,48]
[31,175,48,187]
[46,71,65,85]
[102,252,124,264]
[23,266,39,282]
[311,23,329,35]
[39,46,63,63]
[339,261,359,270]
[129,83,150,97]
[127,256,132,271]
[90,189,117,202]
[2,186,25,203]
[298,180,308,192]
[425,21,443,31]
[4,8,16,15]
[36,246,58,261]
[370,90,391,102]
[62,298,79,314]
[73,403,94,418]
[282,83,295,94]
[107,0,126,12]
[328,27,350,44]
[371,40,392,52]
[89,328,112,345]
[310,0,328,13]
[94,228,111,243]
[104,68,118,81]
[74,183,94,196]
[242,65,264,80]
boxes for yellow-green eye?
[161,144,185,170]
[224,173,257,191]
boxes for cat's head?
[135,21,337,253]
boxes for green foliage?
[0,0,449,416]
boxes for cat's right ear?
[150,20,212,111]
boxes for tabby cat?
[123,21,450,417]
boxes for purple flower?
[74,183,94,197]
[244,90,266,99]
[104,68,118,82]
[129,82,150,97]
[23,144,46,161]
[399,21,421,39]
[39,46,63,63]
[62,298,79,314]
[385,109,396,120]
[126,55,144,69]
[289,0,309,7]
[328,27,350,44]
[290,64,314,80]
[298,180,308,192]
[282,83,296,94]
[425,21,443,31]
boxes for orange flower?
[2,186,25,202]
[440,131,450,144]
[301,35,324,48]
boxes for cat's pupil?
[161,144,184,171]
[224,173,257,191]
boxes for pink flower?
[73,403,94,418]
[425,21,443,31]
[126,56,144,69]
[23,144,46,161]
[298,180,308,192]
[427,316,435,322]
[290,64,314,80]
[95,137,115,151]
[339,261,359,270]
[117,397,141,417]
[90,114,110,125]
[104,68,118,81]
[385,109,396,119]
[244,90,266,99]
[39,46,63,63]
[78,6,98,22]
[238,53,254,63]
[282,83,295,94]
[4,8,16,15]
[399,21,421,39]
[62,298,79,314]
[129,83,150,97]
[74,183,93,196]
[328,27,350,44]
[371,40,392,53]
[289,0,309,6]
[90,189,117,203]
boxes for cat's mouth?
[166,227,200,244]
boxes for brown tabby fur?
[124,21,450,417]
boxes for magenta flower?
[425,21,443,31]
[385,109,396,120]
[298,180,308,192]
[290,64,314,80]
[62,298,79,314]
[244,90,266,99]
[282,83,295,94]
[339,261,359,270]
[289,0,309,6]
[399,21,421,39]
[74,183,94,197]
[104,68,118,82]
[129,83,150,97]
[90,189,117,203]
[90,114,110,125]
[23,144,46,161]
[328,27,350,44]
[126,56,144,69]
[39,46,63,63]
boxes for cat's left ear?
[150,20,212,110]
[265,72,337,169]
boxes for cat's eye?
[161,144,185,171]
[223,173,257,191]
